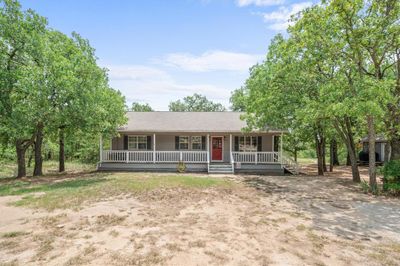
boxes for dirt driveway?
[0,167,399,265]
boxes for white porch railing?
[232,152,280,164]
[102,150,207,163]
[182,151,208,163]
[102,150,154,163]
[102,150,285,165]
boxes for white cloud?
[105,64,232,110]
[262,2,313,30]
[159,50,263,72]
[236,0,284,7]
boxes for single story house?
[97,112,297,174]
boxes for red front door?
[212,137,223,161]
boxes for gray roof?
[118,112,283,133]
[361,135,387,143]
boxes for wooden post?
[153,133,156,163]
[99,135,103,163]
[207,134,210,163]
[229,134,232,161]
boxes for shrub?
[177,161,186,173]
[381,160,400,195]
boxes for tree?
[131,102,153,112]
[0,0,127,177]
[322,0,397,186]
[0,0,47,177]
[47,31,127,173]
[241,34,329,175]
[230,87,247,111]
[169,93,226,112]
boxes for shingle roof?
[117,112,283,133]
[360,135,387,143]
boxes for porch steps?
[208,163,233,174]
[282,155,300,175]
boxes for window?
[179,136,189,150]
[191,136,202,150]
[128,135,147,150]
[239,136,258,152]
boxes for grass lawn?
[0,172,232,210]
[0,160,96,179]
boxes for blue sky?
[20,0,314,110]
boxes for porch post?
[207,134,210,163]
[229,134,232,162]
[99,135,103,163]
[153,133,156,163]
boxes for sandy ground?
[1,166,400,266]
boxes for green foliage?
[360,179,381,195]
[237,0,400,181]
[169,93,226,112]
[230,87,247,111]
[177,161,186,173]
[0,0,127,173]
[381,160,400,195]
[130,102,153,112]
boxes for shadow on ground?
[243,166,400,241]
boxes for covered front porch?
[98,133,291,174]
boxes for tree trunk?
[367,115,377,190]
[33,122,44,176]
[333,118,360,182]
[346,152,351,166]
[322,137,328,172]
[15,139,32,178]
[27,145,33,168]
[59,127,65,172]
[315,134,324,176]
[331,138,339,165]
[329,142,334,172]
[294,148,298,162]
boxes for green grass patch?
[0,160,95,179]
[0,173,233,210]
[1,231,29,238]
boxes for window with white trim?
[128,136,147,150]
[191,136,202,150]
[239,136,258,152]
[179,136,189,150]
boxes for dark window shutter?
[147,136,152,150]
[124,135,128,150]
[201,136,206,150]
[234,136,239,151]
[257,136,262,151]
[175,136,180,150]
